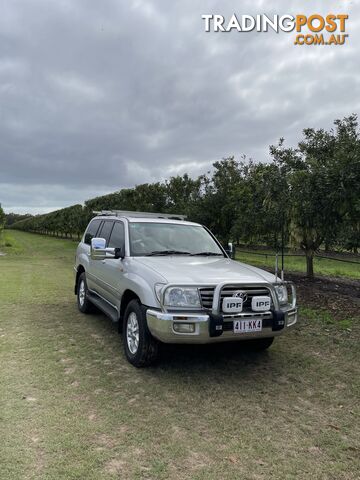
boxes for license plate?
[233,319,262,333]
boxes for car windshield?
[129,222,224,257]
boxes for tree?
[270,115,360,278]
[0,204,5,246]
[195,157,244,244]
[331,115,360,253]
[165,174,201,218]
[5,213,32,226]
[230,161,290,249]
[0,204,5,228]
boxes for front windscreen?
[129,222,224,257]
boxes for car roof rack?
[93,210,187,220]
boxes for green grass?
[300,307,355,330]
[1,229,26,254]
[235,249,360,279]
[1,231,359,479]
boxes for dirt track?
[286,272,360,320]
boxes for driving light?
[274,284,288,305]
[173,322,195,333]
[164,287,201,307]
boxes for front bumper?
[146,306,298,344]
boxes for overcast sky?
[1,0,359,214]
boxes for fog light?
[173,322,195,333]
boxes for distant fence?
[235,249,360,265]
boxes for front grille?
[199,285,271,313]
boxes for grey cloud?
[0,0,359,213]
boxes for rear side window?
[108,222,125,248]
[98,221,114,246]
[84,219,102,245]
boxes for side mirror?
[92,237,106,249]
[91,238,107,260]
[224,242,235,259]
[90,238,124,260]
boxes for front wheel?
[77,272,93,313]
[123,300,159,367]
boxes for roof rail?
[93,210,187,220]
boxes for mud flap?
[208,313,224,337]
[272,310,286,331]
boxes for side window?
[98,221,114,246]
[84,219,102,245]
[108,222,125,249]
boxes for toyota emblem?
[233,290,248,302]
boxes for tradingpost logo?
[202,14,349,46]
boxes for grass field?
[1,231,359,480]
[235,249,360,279]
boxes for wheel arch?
[120,289,140,321]
[74,265,85,294]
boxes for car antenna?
[281,212,285,281]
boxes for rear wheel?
[77,272,93,313]
[245,337,274,351]
[123,300,159,367]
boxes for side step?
[87,291,119,323]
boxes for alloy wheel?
[126,312,140,354]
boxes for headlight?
[274,284,288,305]
[164,287,201,307]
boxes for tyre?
[245,337,274,351]
[77,272,94,314]
[123,299,159,367]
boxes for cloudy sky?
[1,0,359,213]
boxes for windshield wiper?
[146,250,192,256]
[191,252,224,256]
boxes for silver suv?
[74,211,297,367]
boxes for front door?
[93,221,126,310]
[88,220,114,300]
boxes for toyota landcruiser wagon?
[74,211,297,367]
